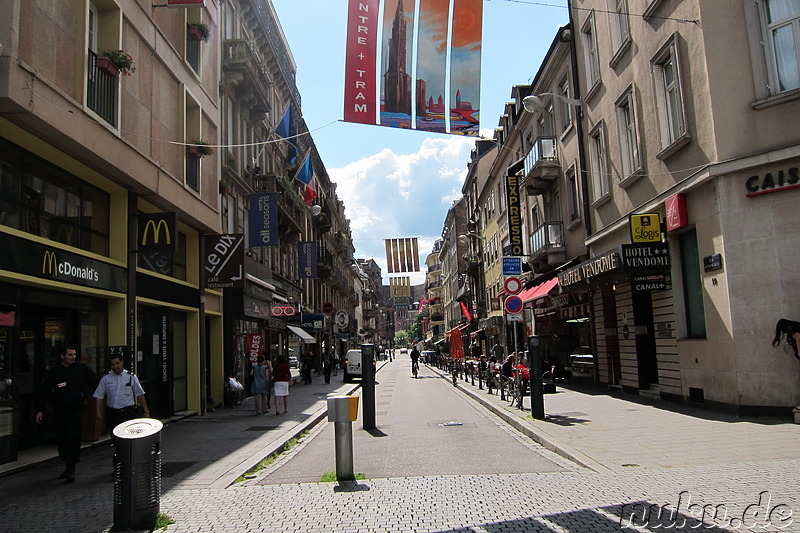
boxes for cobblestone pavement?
[2,356,799,532]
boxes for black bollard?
[528,336,545,419]
[361,343,376,430]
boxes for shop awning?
[522,278,559,303]
[446,323,470,334]
[287,325,316,344]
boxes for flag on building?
[385,237,420,273]
[275,105,297,165]
[418,296,427,314]
[295,154,317,206]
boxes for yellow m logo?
[42,250,57,276]
[141,219,171,247]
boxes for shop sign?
[247,333,263,363]
[745,166,799,197]
[621,243,670,270]
[558,249,621,288]
[703,253,723,273]
[505,174,524,256]
[665,194,688,231]
[301,312,325,330]
[204,234,245,289]
[629,213,662,243]
[139,212,177,253]
[632,274,668,292]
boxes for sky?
[270,0,569,285]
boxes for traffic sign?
[322,301,335,315]
[506,313,523,322]
[504,295,523,314]
[502,256,522,276]
[504,276,522,295]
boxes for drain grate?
[161,461,198,478]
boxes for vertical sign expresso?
[344,0,380,124]
[505,174,523,256]
[298,241,318,279]
[249,193,279,247]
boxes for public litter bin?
[112,417,163,531]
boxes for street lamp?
[522,93,583,114]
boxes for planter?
[187,145,203,158]
[95,55,119,77]
[188,25,205,42]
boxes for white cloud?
[330,134,476,285]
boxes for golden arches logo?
[141,219,171,247]
[42,250,57,276]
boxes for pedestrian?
[332,351,340,376]
[301,351,313,384]
[478,355,488,389]
[491,341,505,361]
[34,344,97,484]
[470,341,482,360]
[250,354,271,414]
[487,356,497,394]
[772,318,800,360]
[93,353,149,445]
[272,355,292,415]
[323,350,332,384]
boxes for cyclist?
[410,346,420,377]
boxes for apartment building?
[0,0,223,463]
[560,0,800,413]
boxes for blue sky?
[271,0,569,284]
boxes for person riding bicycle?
[410,347,420,376]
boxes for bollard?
[327,395,359,482]
[528,335,545,419]
[361,343,376,430]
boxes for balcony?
[527,221,566,272]
[521,137,560,195]
[86,50,117,126]
[222,39,271,117]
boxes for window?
[652,38,688,152]
[607,0,630,55]
[581,14,601,90]
[679,230,705,338]
[0,138,110,255]
[761,0,800,93]
[566,167,580,222]
[616,90,641,179]
[559,77,573,131]
[588,123,610,202]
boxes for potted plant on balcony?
[218,179,231,194]
[188,22,210,42]
[187,140,213,158]
[96,49,136,77]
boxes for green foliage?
[100,49,135,75]
[188,22,211,42]
[321,471,365,482]
[234,430,309,483]
[152,513,175,531]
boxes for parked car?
[399,347,408,354]
[420,350,435,363]
[288,356,298,368]
[566,353,593,376]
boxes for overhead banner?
[343,0,481,135]
[298,241,318,279]
[249,193,279,247]
[385,237,420,273]
[389,276,411,298]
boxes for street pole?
[361,343,376,430]
[528,335,545,419]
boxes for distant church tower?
[384,0,412,114]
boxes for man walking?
[94,353,149,442]
[35,344,97,483]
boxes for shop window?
[0,138,109,255]
[679,230,706,338]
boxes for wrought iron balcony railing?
[87,49,117,126]
[529,221,564,257]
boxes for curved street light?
[522,93,583,114]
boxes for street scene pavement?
[1,351,799,532]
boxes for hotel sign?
[629,213,662,243]
[559,249,621,288]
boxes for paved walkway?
[2,356,799,532]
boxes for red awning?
[522,278,559,303]
[446,323,471,334]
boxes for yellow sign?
[141,219,171,246]
[42,250,57,276]
[630,213,662,243]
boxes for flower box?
[95,55,119,77]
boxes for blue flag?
[295,154,313,186]
[275,106,297,165]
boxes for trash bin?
[113,417,163,531]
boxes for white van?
[343,349,362,383]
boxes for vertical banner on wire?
[449,0,482,135]
[298,241,318,279]
[384,238,420,273]
[344,0,380,124]
[390,276,411,298]
[381,0,417,129]
[249,193,279,247]
[415,0,450,133]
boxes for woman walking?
[272,355,292,415]
[251,354,271,414]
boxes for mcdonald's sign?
[42,250,57,277]
[139,212,178,253]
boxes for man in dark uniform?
[35,344,97,483]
